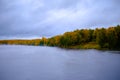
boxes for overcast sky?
[0,0,120,39]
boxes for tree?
[96,28,107,48]
[41,37,48,46]
[107,27,117,49]
[114,25,120,49]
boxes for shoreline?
[0,44,120,51]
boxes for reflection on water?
[0,45,120,80]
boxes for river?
[0,45,120,80]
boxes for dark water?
[0,45,120,80]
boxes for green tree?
[96,28,107,48]
[107,27,117,49]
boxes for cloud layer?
[0,0,120,39]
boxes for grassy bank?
[59,42,101,49]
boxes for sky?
[0,0,120,39]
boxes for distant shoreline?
[0,25,120,50]
[0,44,120,51]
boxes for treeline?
[0,25,120,50]
[47,25,120,49]
[0,38,48,46]
[0,39,41,46]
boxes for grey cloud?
[0,0,120,39]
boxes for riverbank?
[59,42,100,49]
[58,42,120,51]
[0,25,120,50]
[0,44,120,50]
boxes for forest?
[0,25,120,50]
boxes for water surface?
[0,45,120,80]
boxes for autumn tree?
[96,28,107,48]
[107,27,117,49]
